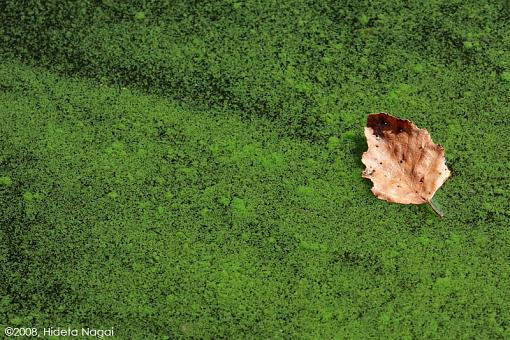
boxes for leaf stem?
[427,200,444,218]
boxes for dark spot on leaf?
[372,116,388,137]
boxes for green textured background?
[0,1,509,338]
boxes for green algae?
[0,1,509,338]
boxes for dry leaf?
[362,113,450,216]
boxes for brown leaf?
[362,113,450,207]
